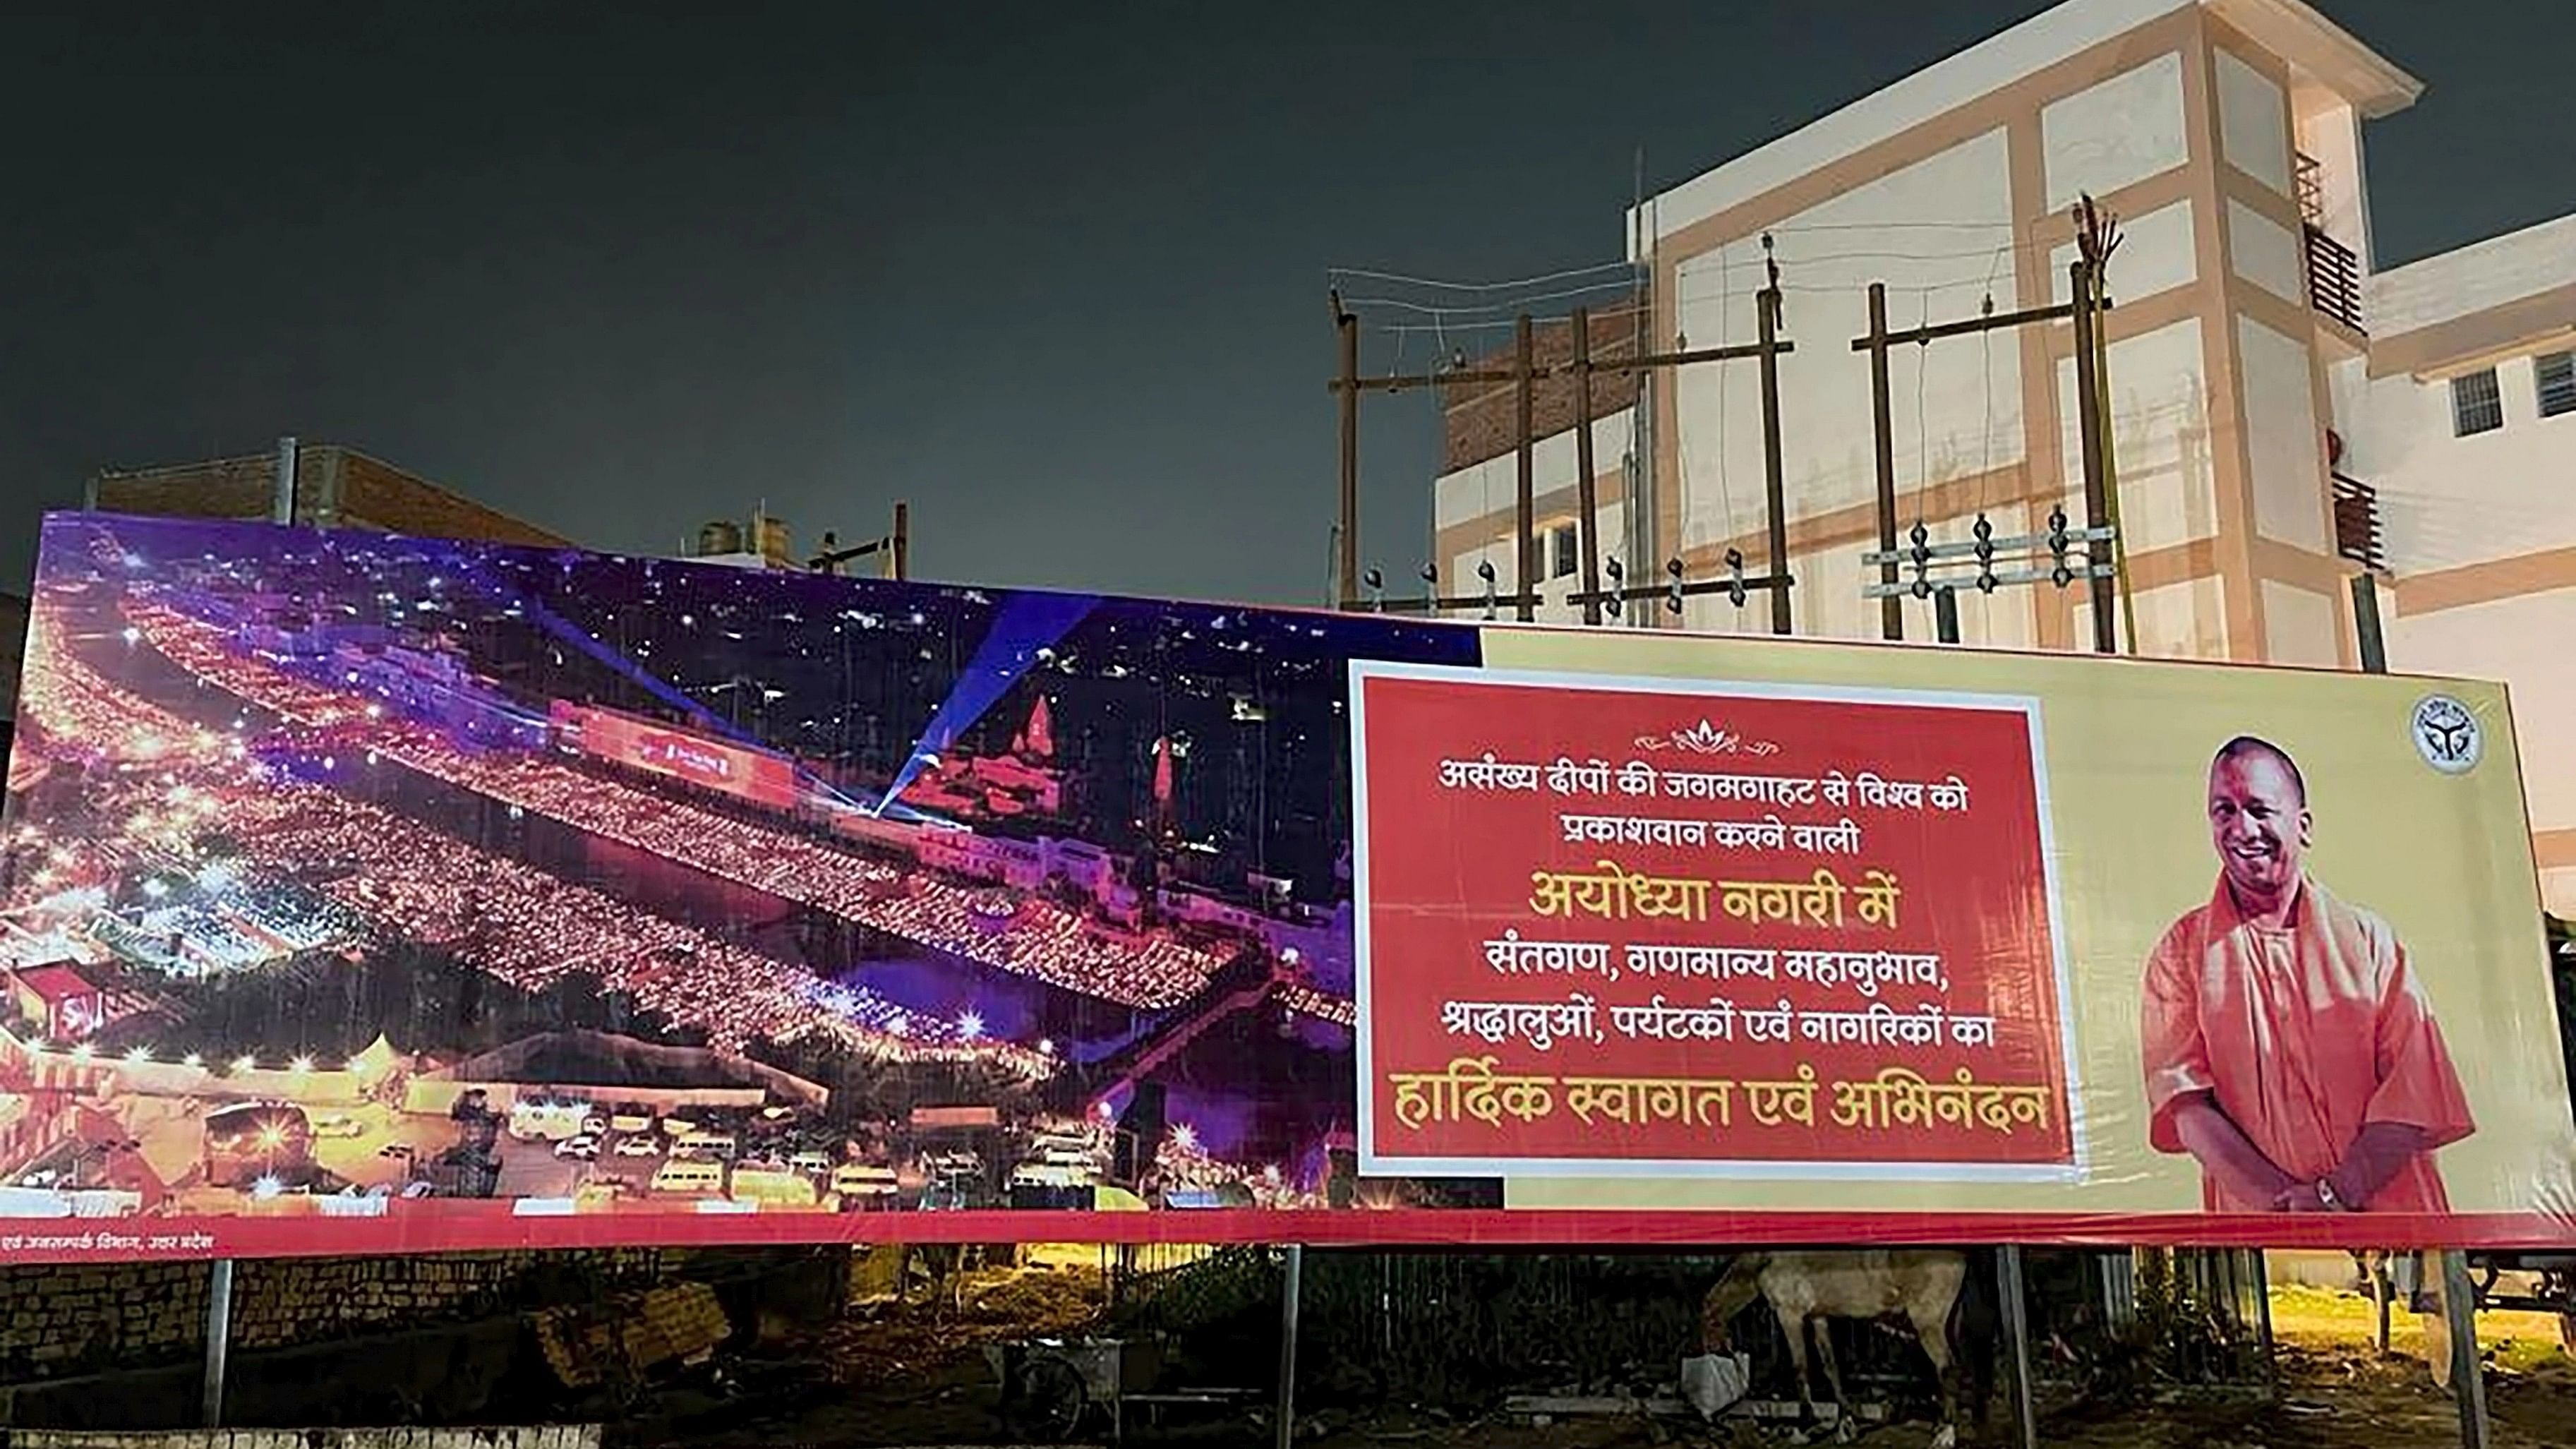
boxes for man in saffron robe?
[2141,735,2476,1213]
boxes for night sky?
[3,2,2565,607]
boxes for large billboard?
[0,513,2566,1263]
[549,701,801,812]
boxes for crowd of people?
[6,558,1356,1203]
[127,596,1232,1011]
[216,785,1041,1073]
[20,609,1045,1073]
[15,608,237,774]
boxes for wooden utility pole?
[1757,267,1791,635]
[2074,196,2133,654]
[1335,297,1361,608]
[807,501,913,579]
[1330,296,1797,623]
[1513,313,1538,623]
[1572,307,1603,626]
[1865,284,1902,641]
[2069,256,2117,654]
[1853,270,2119,646]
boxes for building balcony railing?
[2306,224,2366,335]
[2332,471,2385,574]
[2295,152,2327,229]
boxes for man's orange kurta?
[2141,874,2475,1213]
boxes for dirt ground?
[644,1273,2576,1448]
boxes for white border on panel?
[1347,657,2089,1188]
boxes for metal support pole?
[202,1257,235,1426]
[1865,284,1901,641]
[1757,285,1791,636]
[1336,310,1361,608]
[2373,1252,2395,1354]
[2350,571,2386,673]
[271,435,299,526]
[1934,586,1961,645]
[2251,1250,2276,1384]
[1997,1245,2039,1449]
[2069,260,2117,654]
[2438,1249,2491,1449]
[1572,308,1603,627]
[1514,314,1537,623]
[891,501,911,582]
[1275,1244,1304,1449]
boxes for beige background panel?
[1468,626,2573,1217]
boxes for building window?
[1548,523,1579,579]
[2537,351,2576,419]
[2451,368,2503,436]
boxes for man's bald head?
[2207,735,2311,915]
[2213,735,2305,807]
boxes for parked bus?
[649,1158,725,1196]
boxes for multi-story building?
[2342,217,2576,913]
[1428,0,2574,912]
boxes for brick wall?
[0,1261,207,1373]
[13,1429,601,1448]
[0,1251,671,1379]
[0,1247,849,1429]
[1440,304,1645,474]
[335,450,571,549]
[89,446,570,550]
[92,455,303,527]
